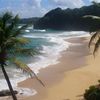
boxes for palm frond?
[13,48,39,56]
[12,37,29,45]
[12,24,28,37]
[4,37,29,48]
[32,71,45,87]
[4,15,19,38]
[89,31,99,48]
[0,12,45,87]
[0,18,3,27]
[0,28,5,46]
[93,38,100,55]
[0,27,4,32]
[13,58,33,75]
[13,59,45,87]
[12,14,19,25]
[2,12,13,29]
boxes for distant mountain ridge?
[34,3,100,31]
[19,17,40,24]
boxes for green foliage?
[88,30,100,55]
[92,1,100,7]
[0,12,44,87]
[84,15,100,55]
[84,81,100,100]
[13,59,34,75]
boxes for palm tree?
[88,16,100,55]
[0,12,44,100]
[83,15,100,55]
[89,30,100,55]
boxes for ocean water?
[0,29,89,95]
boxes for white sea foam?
[23,31,89,74]
[18,26,22,28]
[25,30,30,32]
[27,25,34,30]
[17,87,37,96]
[34,29,46,32]
[23,35,46,38]
[0,75,37,96]
[0,76,26,90]
[28,32,71,74]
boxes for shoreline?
[17,36,90,100]
[1,35,98,100]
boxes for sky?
[0,0,100,18]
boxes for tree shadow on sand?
[76,94,85,100]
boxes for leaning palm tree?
[89,30,100,55]
[83,15,100,55]
[0,12,44,100]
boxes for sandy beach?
[1,36,100,100]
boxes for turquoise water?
[0,29,89,92]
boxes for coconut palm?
[88,16,100,55]
[0,12,44,100]
[83,15,100,55]
[89,30,100,55]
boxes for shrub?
[84,80,100,100]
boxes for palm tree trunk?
[1,64,17,100]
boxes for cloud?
[0,0,47,18]
[18,0,47,17]
[50,0,85,8]
[0,0,85,18]
[89,0,100,3]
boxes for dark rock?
[0,90,18,97]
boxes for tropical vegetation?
[34,2,100,31]
[84,80,100,100]
[84,15,100,55]
[84,15,100,100]
[0,12,44,100]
